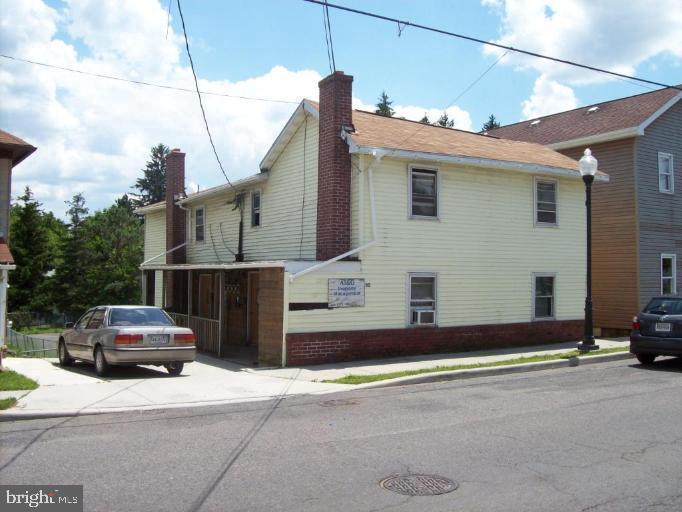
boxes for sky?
[1,0,681,218]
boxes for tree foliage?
[132,143,169,207]
[436,112,455,128]
[482,114,501,131]
[375,91,395,117]
[419,113,430,124]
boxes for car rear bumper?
[103,346,196,365]
[630,333,682,356]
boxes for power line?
[324,1,337,72]
[301,0,681,92]
[321,3,334,73]
[0,54,299,104]
[176,0,232,186]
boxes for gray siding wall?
[636,101,682,307]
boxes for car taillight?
[632,316,641,331]
[175,333,196,344]
[115,334,144,345]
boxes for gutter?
[547,127,641,151]
[289,149,385,281]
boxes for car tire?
[94,346,110,377]
[58,340,74,367]
[165,362,184,376]
[636,354,656,365]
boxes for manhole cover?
[318,399,359,407]
[380,474,458,496]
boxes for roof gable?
[0,129,36,166]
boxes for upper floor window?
[658,152,674,194]
[534,179,557,226]
[195,206,205,242]
[661,254,677,295]
[533,273,555,319]
[409,168,438,218]
[408,273,437,326]
[251,191,261,227]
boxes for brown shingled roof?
[0,242,14,265]
[305,101,587,174]
[0,129,37,166]
[486,86,680,146]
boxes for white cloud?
[521,74,577,120]
[352,99,473,131]
[2,0,473,217]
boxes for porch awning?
[140,261,287,271]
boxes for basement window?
[534,179,557,226]
[661,254,677,295]
[408,273,437,326]
[195,206,205,242]
[533,274,555,320]
[658,152,674,194]
[251,190,261,227]
[409,167,438,218]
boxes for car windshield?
[644,298,682,315]
[109,308,175,326]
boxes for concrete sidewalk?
[1,355,350,420]
[249,338,631,382]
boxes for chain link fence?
[6,328,58,358]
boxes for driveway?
[1,354,349,419]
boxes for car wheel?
[58,340,73,367]
[636,354,656,365]
[94,346,110,377]
[165,362,184,376]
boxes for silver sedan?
[58,306,196,376]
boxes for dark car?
[630,297,682,364]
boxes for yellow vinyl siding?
[143,210,166,307]
[288,157,586,333]
[186,113,318,262]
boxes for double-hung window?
[658,152,674,194]
[195,207,205,242]
[408,273,437,325]
[661,254,677,295]
[534,179,557,226]
[533,274,555,319]
[409,168,438,218]
[251,191,261,227]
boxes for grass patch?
[0,369,39,391]
[17,326,63,335]
[324,346,629,385]
[0,397,17,410]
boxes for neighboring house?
[488,86,681,334]
[137,71,607,366]
[0,129,36,351]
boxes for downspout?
[289,149,384,281]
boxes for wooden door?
[247,272,259,346]
[198,274,213,318]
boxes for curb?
[352,351,635,389]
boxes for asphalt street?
[1,358,681,512]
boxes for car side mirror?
[64,322,74,329]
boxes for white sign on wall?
[328,278,365,308]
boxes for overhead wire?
[0,54,299,105]
[321,3,334,73]
[324,1,337,72]
[301,0,681,92]
[176,0,232,186]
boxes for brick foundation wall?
[258,268,284,366]
[286,320,583,366]
[316,71,353,260]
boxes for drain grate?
[380,474,458,496]
[318,399,359,407]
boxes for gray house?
[489,86,681,334]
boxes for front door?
[247,272,259,346]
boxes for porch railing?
[169,313,220,355]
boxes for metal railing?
[7,329,58,358]
[168,312,220,355]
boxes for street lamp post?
[577,148,600,352]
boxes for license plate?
[147,334,169,345]
[655,322,671,332]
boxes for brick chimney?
[316,71,353,261]
[165,148,186,310]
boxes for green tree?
[8,187,55,313]
[132,143,169,207]
[419,113,430,124]
[436,112,455,128]
[482,114,501,131]
[375,91,395,117]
